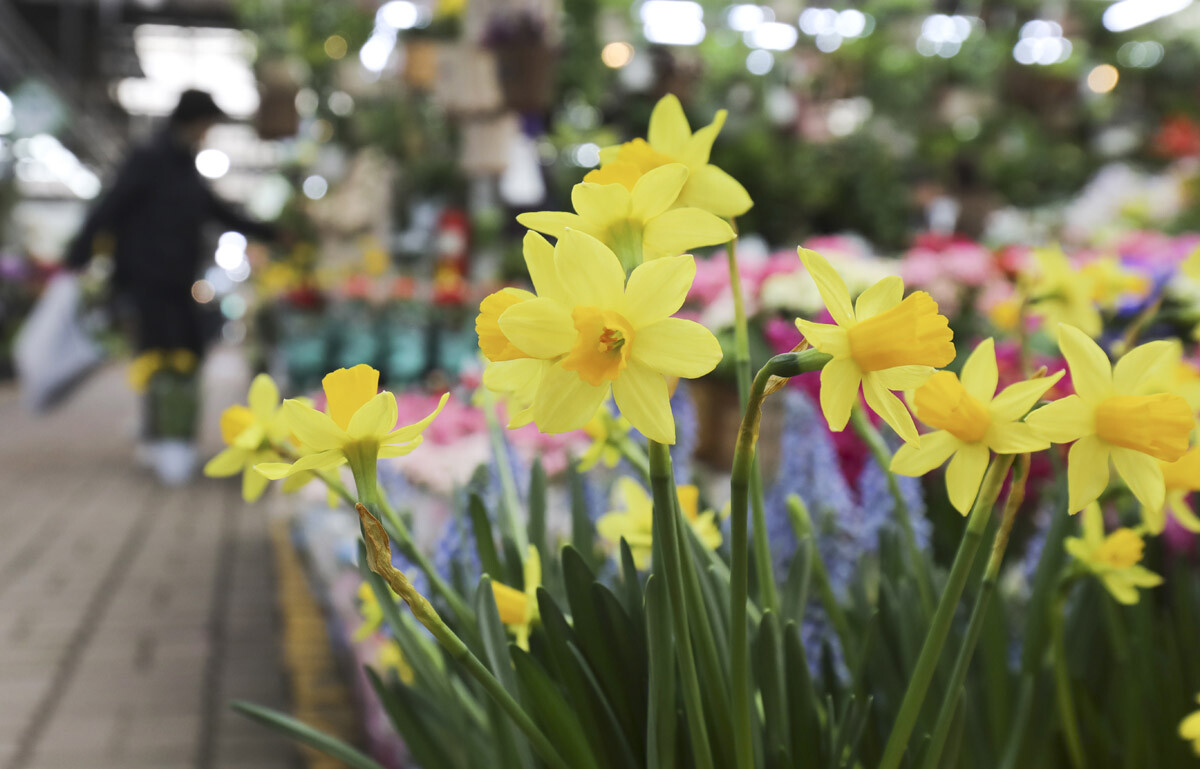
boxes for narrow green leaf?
[475,577,536,769]
[645,576,676,769]
[469,493,505,581]
[529,459,548,557]
[511,646,603,769]
[568,460,598,569]
[231,701,386,769]
[755,611,787,763]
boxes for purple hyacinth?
[670,381,699,484]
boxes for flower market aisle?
[0,350,299,769]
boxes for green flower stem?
[648,440,714,769]
[344,443,474,629]
[785,495,852,653]
[356,506,572,769]
[877,453,1015,769]
[921,453,1031,769]
[730,350,831,769]
[480,388,528,552]
[849,405,935,614]
[725,229,780,615]
[1051,583,1086,769]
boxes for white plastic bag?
[14,273,104,411]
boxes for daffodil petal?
[1168,494,1200,532]
[1143,496,1167,535]
[1067,435,1111,513]
[631,163,689,221]
[498,298,575,359]
[819,358,861,431]
[257,449,345,480]
[571,183,630,232]
[517,212,602,244]
[890,430,958,476]
[677,164,753,218]
[632,318,722,378]
[1025,394,1093,443]
[247,373,279,422]
[874,365,935,391]
[243,465,271,502]
[863,373,920,446]
[647,93,691,157]
[989,370,1065,421]
[282,399,349,451]
[379,438,423,458]
[946,442,990,515]
[204,447,247,477]
[794,319,850,357]
[348,391,398,441]
[533,365,608,434]
[797,248,854,327]
[681,109,726,167]
[613,361,675,444]
[483,358,546,394]
[323,365,380,431]
[854,276,904,321]
[1111,446,1165,512]
[624,255,695,327]
[960,338,998,402]
[1103,574,1140,605]
[1113,339,1176,394]
[520,231,568,303]
[386,392,450,443]
[985,422,1050,454]
[555,230,626,308]
[641,208,735,258]
[1057,324,1113,402]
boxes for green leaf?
[529,458,548,557]
[511,646,603,769]
[755,611,787,763]
[568,460,598,569]
[231,701,386,769]
[469,493,505,582]
[783,621,821,767]
[475,577,536,769]
[365,667,473,769]
[645,576,676,769]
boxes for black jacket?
[66,128,275,292]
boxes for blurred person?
[65,89,279,484]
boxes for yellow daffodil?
[1026,325,1195,513]
[518,163,735,271]
[353,581,388,641]
[793,247,955,446]
[204,374,292,502]
[129,348,197,393]
[256,364,447,482]
[1026,248,1149,337]
[1145,446,1200,534]
[1064,503,1162,605]
[579,407,633,470]
[586,94,752,218]
[1026,246,1103,338]
[376,641,415,685]
[1180,694,1200,756]
[485,230,720,444]
[490,546,541,650]
[1080,255,1151,306]
[890,339,1063,514]
[597,478,722,569]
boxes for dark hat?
[169,89,228,125]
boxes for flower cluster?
[476,95,745,445]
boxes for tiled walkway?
[0,351,296,769]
